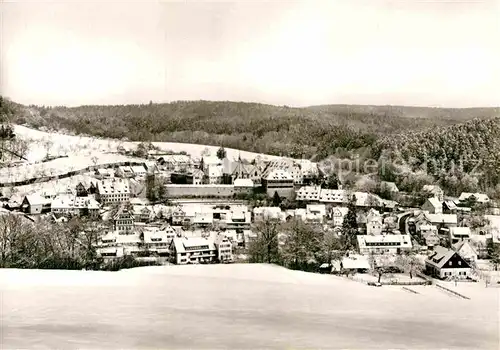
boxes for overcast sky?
[2,0,499,107]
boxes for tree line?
[0,214,155,271]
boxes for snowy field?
[13,125,287,163]
[0,154,143,183]
[1,264,498,350]
[2,173,97,199]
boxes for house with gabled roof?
[330,207,349,227]
[21,194,52,215]
[171,206,186,226]
[319,189,347,204]
[442,200,458,214]
[113,204,135,234]
[133,205,154,222]
[365,209,383,235]
[422,197,443,214]
[115,166,134,178]
[452,240,478,263]
[425,246,472,279]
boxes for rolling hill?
[4,97,499,160]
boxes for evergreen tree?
[487,239,500,271]
[272,191,282,206]
[216,146,227,160]
[341,195,358,250]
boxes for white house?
[365,209,383,236]
[357,234,413,255]
[170,236,217,265]
[448,226,471,244]
[422,197,443,214]
[253,207,284,221]
[214,234,234,262]
[425,246,472,280]
[142,226,176,255]
[318,189,348,204]
[305,204,327,223]
[206,165,223,184]
[330,207,349,227]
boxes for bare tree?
[250,218,281,264]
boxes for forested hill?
[374,116,500,194]
[4,97,500,159]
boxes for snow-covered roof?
[458,192,490,203]
[171,236,215,254]
[97,179,130,194]
[425,246,471,269]
[424,213,458,225]
[234,178,254,187]
[24,194,51,206]
[424,197,442,209]
[357,234,412,248]
[265,169,294,181]
[449,226,471,237]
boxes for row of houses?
[96,225,235,265]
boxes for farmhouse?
[425,246,472,279]
[142,226,176,255]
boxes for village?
[1,137,499,289]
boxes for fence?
[435,284,471,300]
[402,287,419,294]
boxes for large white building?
[357,234,413,255]
[95,179,130,205]
[170,236,217,264]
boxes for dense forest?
[375,117,500,196]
